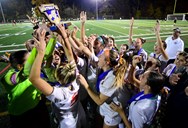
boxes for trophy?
[39,4,71,31]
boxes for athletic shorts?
[100,107,121,126]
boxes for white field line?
[95,21,138,29]
[0,24,32,32]
[0,48,26,53]
[115,33,188,42]
[1,33,187,53]
[88,22,188,37]
[0,26,21,31]
[95,20,188,32]
[1,31,188,48]
[114,30,188,38]
[87,22,126,35]
[0,44,25,48]
[0,28,31,40]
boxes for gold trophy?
[39,4,71,31]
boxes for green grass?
[1,20,188,71]
[0,20,188,52]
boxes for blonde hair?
[55,62,76,86]
[104,49,128,88]
[113,57,128,88]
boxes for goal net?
[102,15,114,19]
[167,13,187,21]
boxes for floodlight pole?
[96,0,98,20]
[173,0,177,14]
[0,2,6,23]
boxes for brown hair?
[178,51,188,65]
[138,38,146,44]
[104,49,128,88]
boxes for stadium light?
[95,0,106,20]
[0,2,6,23]
[173,0,177,14]
[96,0,99,20]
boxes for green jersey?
[1,37,56,115]
[1,69,41,115]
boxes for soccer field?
[0,20,188,54]
[0,19,188,79]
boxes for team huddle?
[0,11,187,128]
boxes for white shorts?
[59,114,78,128]
[100,106,121,126]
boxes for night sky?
[50,0,188,13]
[0,0,187,20]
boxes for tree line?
[0,0,187,21]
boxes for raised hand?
[56,24,67,38]
[132,55,142,67]
[130,17,134,27]
[66,29,71,38]
[33,28,46,53]
[154,21,160,33]
[129,17,134,45]
[80,11,87,23]
[26,15,39,26]
[71,26,79,37]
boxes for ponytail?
[104,49,128,88]
[139,38,146,44]
[113,57,128,88]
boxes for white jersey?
[99,70,121,126]
[128,95,159,128]
[150,52,167,62]
[138,48,148,63]
[165,36,184,59]
[47,80,79,128]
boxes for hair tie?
[97,36,104,45]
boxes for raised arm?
[23,34,56,76]
[56,24,74,63]
[128,17,134,46]
[127,55,141,88]
[69,36,81,52]
[71,26,93,58]
[80,11,87,43]
[155,22,168,60]
[26,15,39,26]
[29,28,53,96]
[68,26,82,53]
[78,74,109,105]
